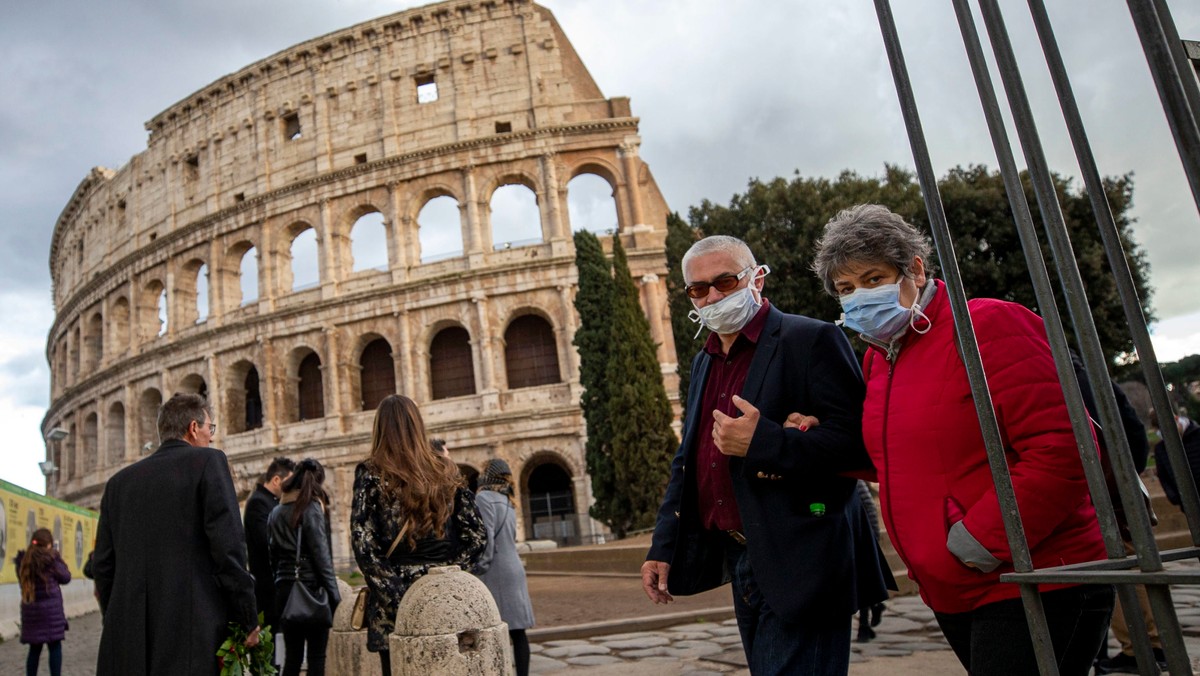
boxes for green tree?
[572,231,620,530]
[1160,354,1200,420]
[664,212,704,408]
[681,165,1153,364]
[572,232,676,537]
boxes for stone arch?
[106,401,126,466]
[354,334,396,411]
[429,323,476,400]
[344,204,390,273]
[82,412,98,474]
[520,451,578,546]
[179,373,209,400]
[177,258,209,325]
[278,221,321,294]
[137,387,162,453]
[503,312,561,389]
[64,423,77,480]
[567,171,620,235]
[286,346,325,422]
[226,359,264,435]
[488,178,542,250]
[415,191,464,263]
[109,296,130,359]
[223,239,259,310]
[69,324,81,383]
[83,310,103,374]
[140,279,167,341]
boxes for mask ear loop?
[688,309,706,339]
[909,303,932,335]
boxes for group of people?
[642,205,1126,675]
[84,391,533,676]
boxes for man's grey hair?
[681,235,757,281]
[158,392,212,444]
[811,204,933,296]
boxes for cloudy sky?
[1,0,1197,493]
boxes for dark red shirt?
[695,300,771,532]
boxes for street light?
[38,461,58,476]
[46,427,69,441]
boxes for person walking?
[474,459,535,676]
[93,393,259,675]
[351,395,486,676]
[245,455,295,673]
[268,458,340,676]
[17,528,71,676]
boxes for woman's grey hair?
[158,392,212,443]
[811,204,933,296]
[681,235,757,281]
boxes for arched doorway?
[523,459,577,546]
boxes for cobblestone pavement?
[10,588,1200,675]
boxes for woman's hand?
[783,413,821,431]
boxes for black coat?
[1155,419,1200,507]
[267,498,341,610]
[647,306,893,627]
[94,440,257,676]
[244,484,280,629]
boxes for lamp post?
[43,427,68,495]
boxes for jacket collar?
[281,490,299,505]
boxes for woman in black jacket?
[269,458,341,676]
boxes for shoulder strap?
[293,523,303,575]
[386,521,409,559]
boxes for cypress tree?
[571,231,620,529]
[602,236,677,537]
[665,212,704,410]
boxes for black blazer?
[94,440,257,675]
[244,484,279,627]
[647,306,892,626]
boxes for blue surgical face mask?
[838,281,929,342]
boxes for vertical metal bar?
[949,2,1160,671]
[1150,0,1200,136]
[1025,0,1200,549]
[1126,0,1200,216]
[872,2,1057,673]
[974,2,1192,674]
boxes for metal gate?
[871,1,1200,674]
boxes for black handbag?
[280,523,332,628]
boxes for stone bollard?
[327,579,383,676]
[389,565,514,676]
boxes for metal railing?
[872,1,1200,674]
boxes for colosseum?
[41,0,678,565]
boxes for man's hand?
[783,412,821,431]
[244,625,262,648]
[641,560,674,604]
[712,395,760,457]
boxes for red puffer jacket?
[861,280,1106,614]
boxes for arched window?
[240,247,259,304]
[350,211,389,272]
[180,374,208,401]
[64,424,77,480]
[245,366,263,431]
[84,312,103,373]
[195,264,210,323]
[359,338,395,411]
[490,184,542,249]
[298,352,325,420]
[70,326,81,382]
[290,228,320,291]
[417,196,463,263]
[110,297,130,356]
[525,461,577,545]
[504,315,560,389]
[156,289,168,337]
[138,388,162,453]
[106,402,125,466]
[429,327,476,400]
[83,413,98,474]
[567,173,619,234]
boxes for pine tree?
[571,231,620,529]
[602,236,677,537]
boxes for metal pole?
[1126,0,1200,216]
[974,1,1191,673]
[872,1,1057,673]
[1025,0,1200,548]
[950,2,1159,671]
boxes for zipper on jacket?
[880,358,920,589]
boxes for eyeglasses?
[685,266,753,299]
[196,421,217,434]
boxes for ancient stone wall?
[42,0,677,563]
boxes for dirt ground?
[526,574,731,627]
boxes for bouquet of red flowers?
[217,613,276,676]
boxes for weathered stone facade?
[42,0,677,565]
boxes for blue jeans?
[727,544,851,675]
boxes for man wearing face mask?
[642,235,893,675]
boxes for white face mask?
[688,265,770,338]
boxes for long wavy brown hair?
[368,395,461,548]
[19,528,56,604]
